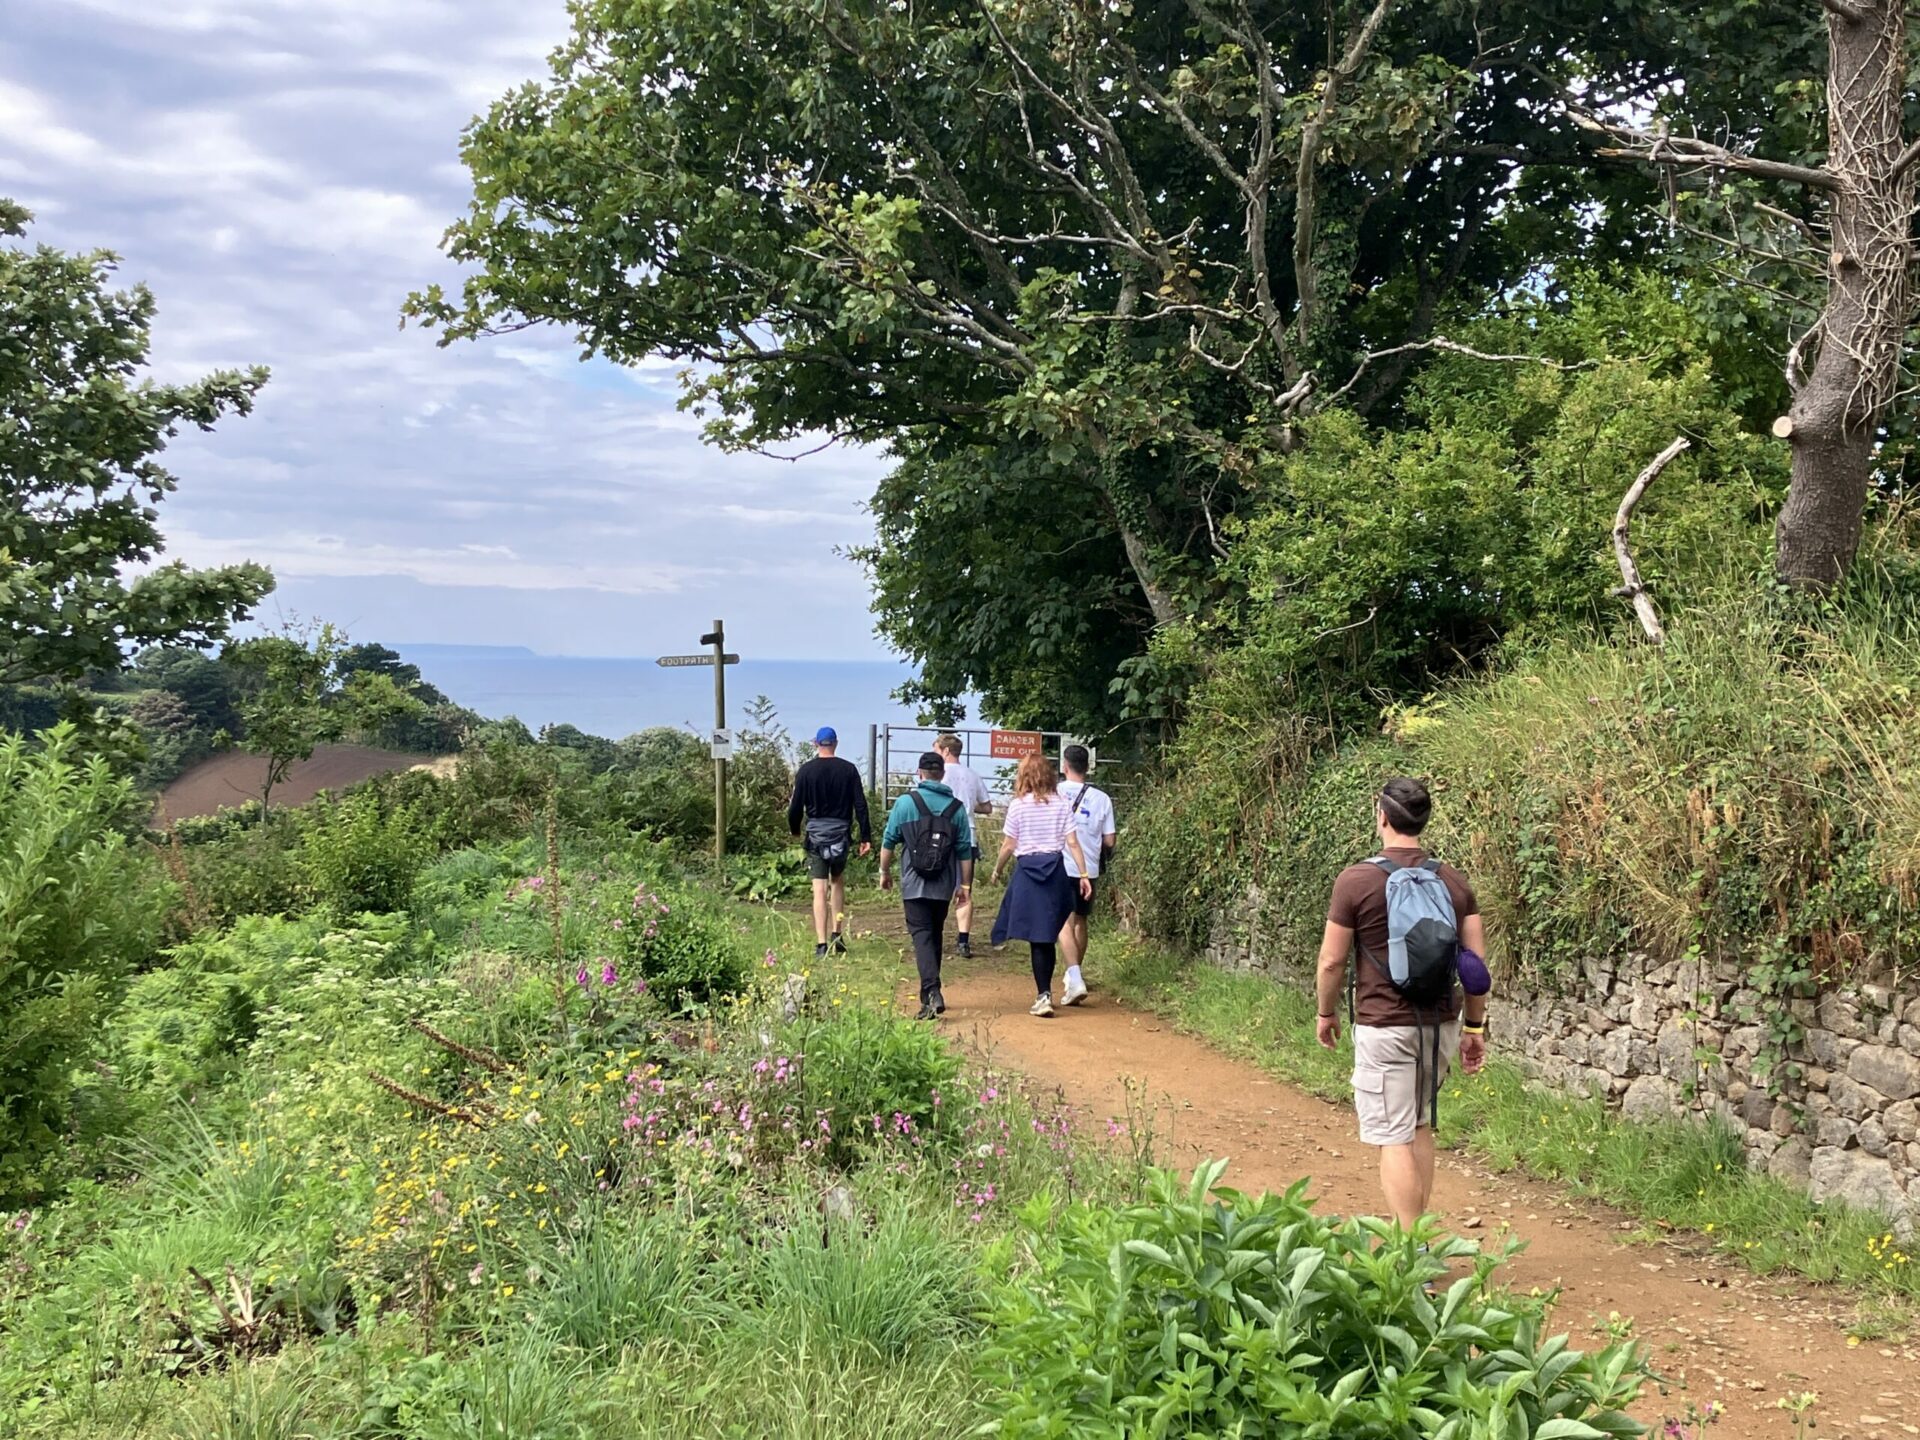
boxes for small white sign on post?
[709,728,734,760]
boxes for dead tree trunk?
[1777,0,1914,589]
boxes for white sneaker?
[1029,993,1055,1018]
[1062,975,1089,1006]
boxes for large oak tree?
[412,0,1788,727]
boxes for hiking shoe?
[1029,993,1055,1018]
[813,942,829,961]
[1062,975,1089,1006]
[915,1001,937,1021]
[955,937,973,959]
[829,932,847,956]
[930,989,947,1015]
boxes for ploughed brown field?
[152,744,441,825]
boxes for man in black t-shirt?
[786,726,872,959]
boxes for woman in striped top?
[989,755,1093,1017]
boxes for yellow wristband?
[1461,1022,1486,1035]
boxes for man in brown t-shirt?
[1316,777,1488,1228]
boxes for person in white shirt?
[934,734,994,958]
[1056,744,1116,1006]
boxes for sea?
[393,645,954,772]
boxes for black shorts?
[1071,878,1099,917]
[807,851,848,881]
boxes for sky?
[0,0,896,660]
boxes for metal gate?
[866,724,1109,809]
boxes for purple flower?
[763,949,779,967]
[575,967,590,987]
[601,962,618,986]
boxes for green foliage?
[606,882,747,1011]
[749,1200,976,1358]
[225,620,426,813]
[0,723,167,1200]
[409,0,1753,729]
[0,203,273,687]
[982,1160,1648,1439]
[782,1003,963,1166]
[301,788,425,917]
[170,810,312,933]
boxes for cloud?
[0,0,896,658]
[164,527,705,595]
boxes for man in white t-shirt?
[934,734,994,957]
[1056,743,1116,1006]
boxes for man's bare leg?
[1378,1127,1436,1229]
[829,872,848,945]
[811,878,831,945]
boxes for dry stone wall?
[1204,885,1920,1236]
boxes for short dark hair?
[1378,776,1432,835]
[1062,743,1090,775]
[918,750,946,778]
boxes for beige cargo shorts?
[1351,1019,1463,1146]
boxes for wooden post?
[707,619,727,861]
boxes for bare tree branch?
[1565,108,1841,192]
[1612,436,1692,646]
[1822,0,1870,21]
[1324,334,1591,409]
[1293,0,1399,353]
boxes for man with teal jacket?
[877,751,978,1020]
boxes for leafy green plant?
[982,1160,1648,1439]
[0,724,169,1201]
[301,788,425,916]
[784,1004,963,1165]
[606,882,747,1010]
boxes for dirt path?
[846,907,1917,1439]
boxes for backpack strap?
[909,790,933,820]
[942,798,963,821]
[1367,855,1401,875]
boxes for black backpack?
[902,791,964,878]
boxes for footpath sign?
[658,621,737,860]
[989,729,1044,760]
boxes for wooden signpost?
[658,621,739,861]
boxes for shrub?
[982,1160,1648,1439]
[0,724,168,1201]
[607,881,747,1010]
[785,1004,963,1165]
[171,811,310,931]
[302,788,424,916]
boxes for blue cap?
[814,726,837,745]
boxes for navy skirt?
[992,852,1076,944]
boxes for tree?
[336,642,448,705]
[409,0,1694,725]
[225,622,424,814]
[1571,1,1917,589]
[0,201,273,684]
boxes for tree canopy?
[0,201,273,687]
[412,0,1832,730]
